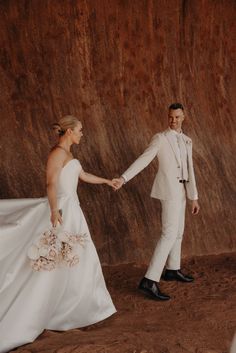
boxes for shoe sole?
[138,287,171,301]
[162,277,194,282]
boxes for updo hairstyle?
[52,115,79,136]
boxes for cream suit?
[122,128,198,282]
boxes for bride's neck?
[57,137,72,152]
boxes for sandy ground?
[13,253,236,353]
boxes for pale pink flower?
[28,228,88,272]
[27,245,40,260]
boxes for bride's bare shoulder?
[47,146,67,168]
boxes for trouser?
[145,189,186,282]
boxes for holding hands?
[111,177,125,191]
[106,178,124,190]
[106,179,120,189]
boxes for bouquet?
[27,227,88,271]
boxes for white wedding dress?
[0,159,116,353]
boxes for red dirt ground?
[13,253,236,353]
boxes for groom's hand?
[112,177,125,191]
[191,200,200,215]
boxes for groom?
[113,103,200,301]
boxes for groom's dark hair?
[169,103,184,110]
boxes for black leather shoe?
[162,269,194,282]
[138,277,170,300]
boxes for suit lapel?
[182,134,191,163]
[164,130,181,166]
[182,134,192,179]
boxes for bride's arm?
[79,169,116,188]
[46,151,65,226]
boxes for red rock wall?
[0,0,235,264]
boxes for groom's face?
[168,108,185,132]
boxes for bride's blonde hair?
[52,115,80,136]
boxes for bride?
[0,115,116,353]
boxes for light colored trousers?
[145,186,186,282]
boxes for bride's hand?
[50,210,63,227]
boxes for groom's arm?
[114,134,161,189]
[184,138,200,215]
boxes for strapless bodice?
[57,159,82,198]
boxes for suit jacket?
[122,129,198,201]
